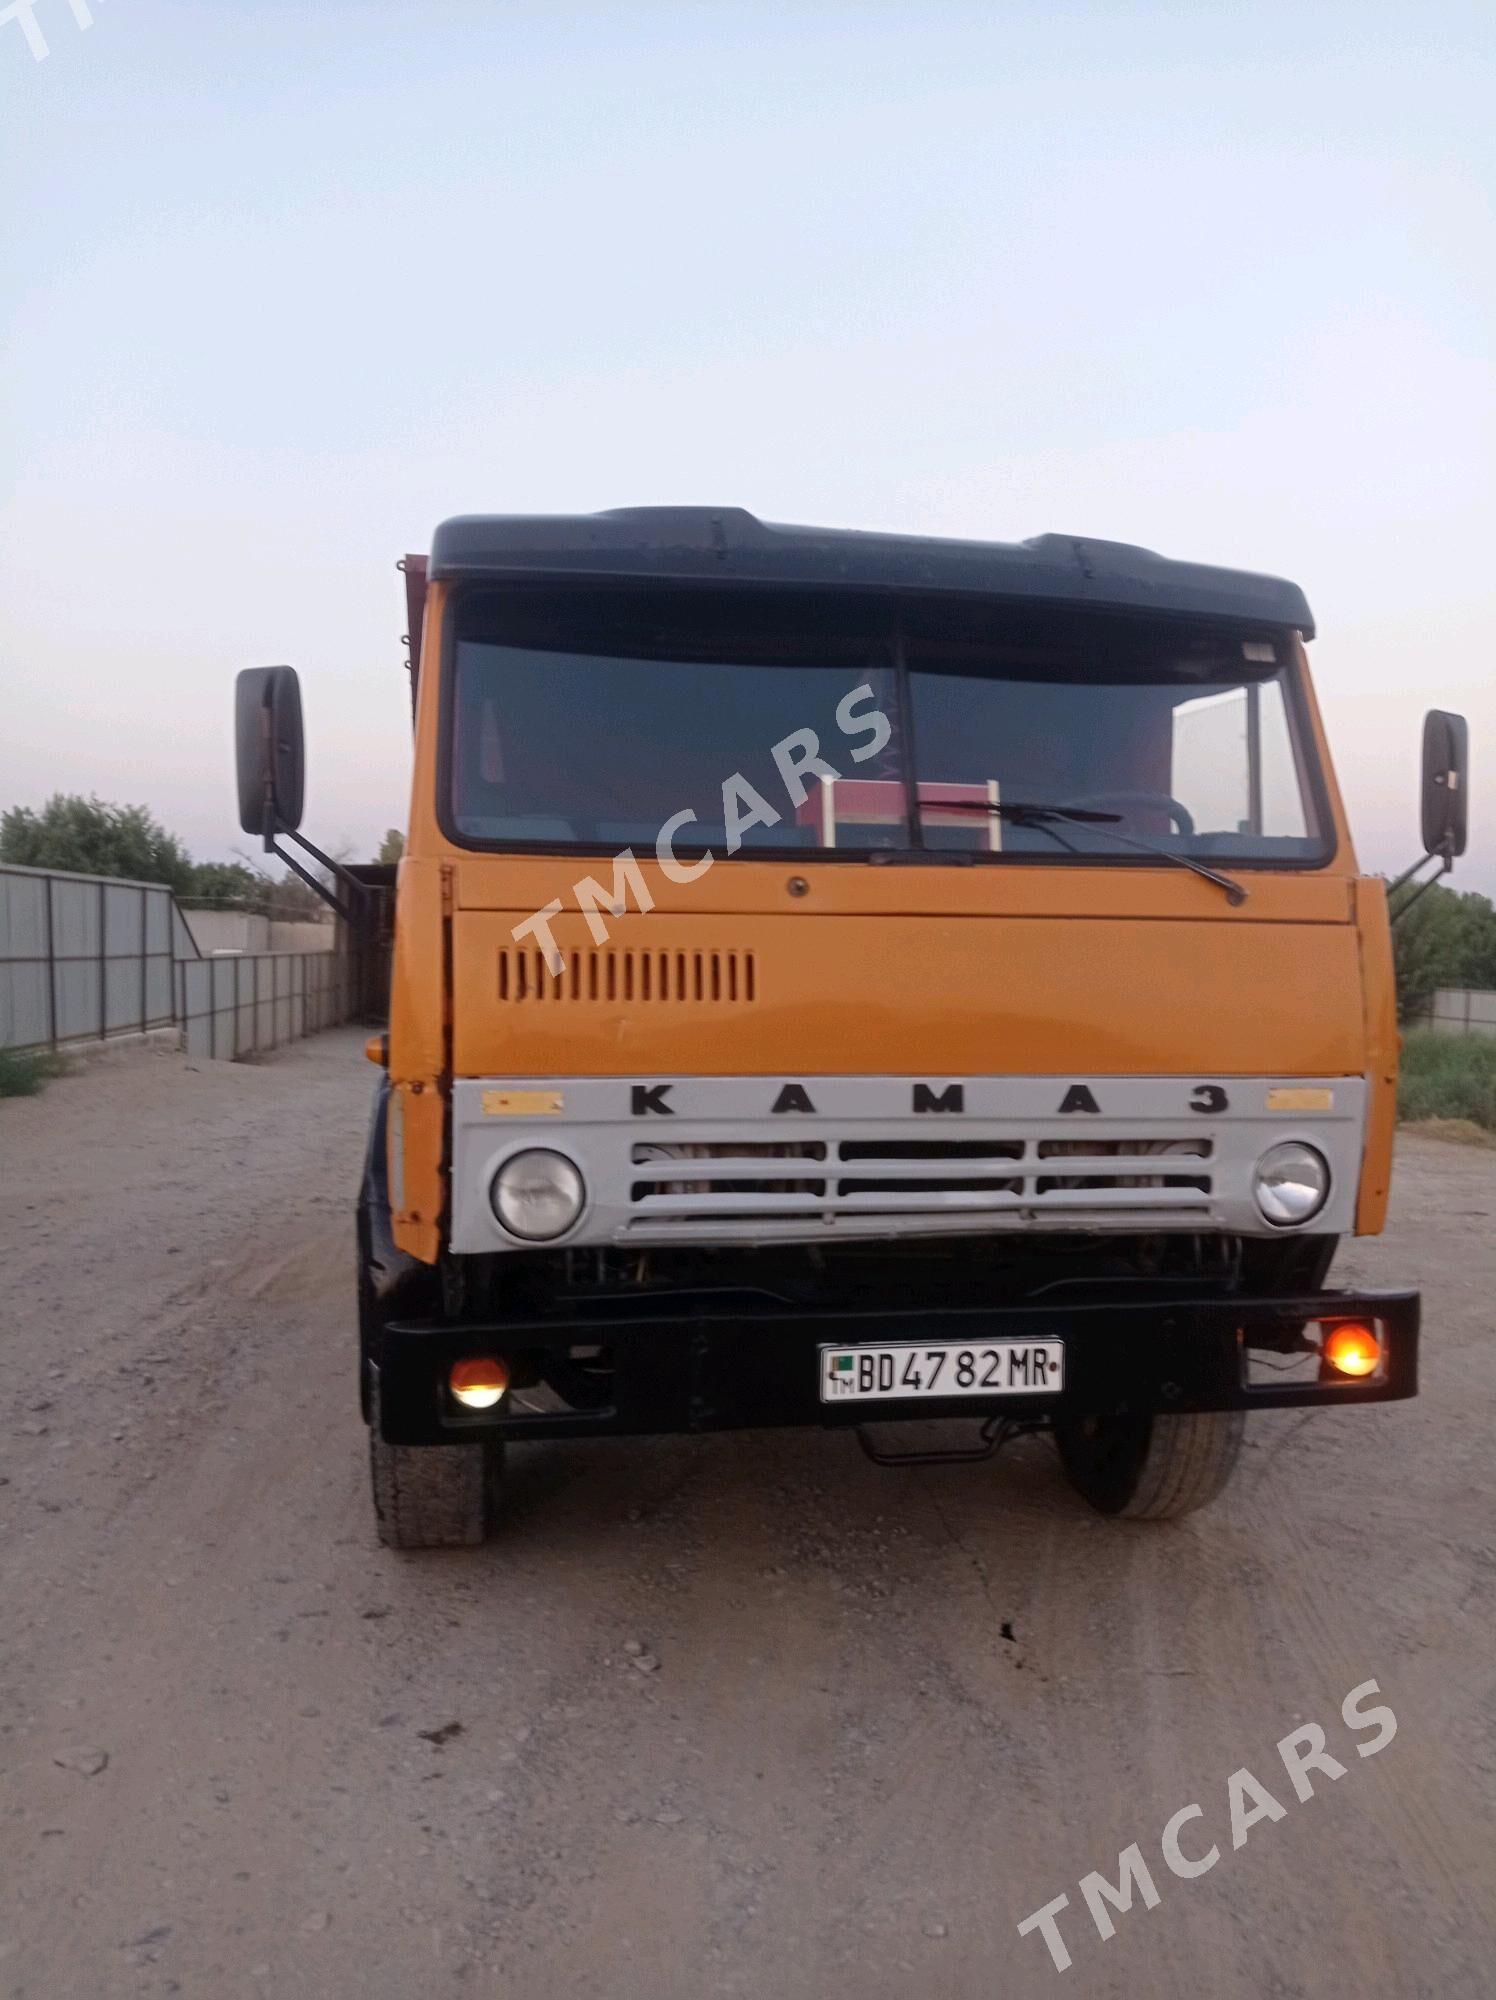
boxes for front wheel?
[368,1377,504,1548]
[1053,1408,1244,1520]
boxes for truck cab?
[235,508,1469,1546]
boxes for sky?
[3,0,1493,889]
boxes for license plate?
[819,1340,1065,1403]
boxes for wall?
[181,909,272,956]
[268,920,337,954]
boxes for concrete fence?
[179,908,339,956]
[1421,987,1496,1037]
[1,862,357,1061]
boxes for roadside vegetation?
[0,1047,68,1100]
[1398,1030,1496,1138]
[0,793,378,919]
[1390,882,1496,1023]
[1,793,322,917]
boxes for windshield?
[448,589,1325,863]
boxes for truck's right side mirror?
[1420,708,1469,859]
[236,666,306,838]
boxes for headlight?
[491,1149,585,1241]
[1252,1141,1329,1226]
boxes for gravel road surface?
[2,1029,1493,1998]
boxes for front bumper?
[373,1287,1420,1445]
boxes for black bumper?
[373,1287,1420,1446]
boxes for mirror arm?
[258,807,367,928]
[1388,845,1453,925]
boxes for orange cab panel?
[450,906,1364,1080]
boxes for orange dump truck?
[234,510,1469,1546]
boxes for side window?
[1171,688,1249,833]
[1171,680,1310,839]
[1255,680,1311,837]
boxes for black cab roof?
[427,507,1314,637]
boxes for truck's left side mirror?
[1421,708,1469,859]
[236,666,306,837]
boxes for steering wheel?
[1059,791,1196,838]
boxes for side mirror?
[236,666,306,837]
[1421,709,1469,858]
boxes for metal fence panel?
[174,949,354,1062]
[50,874,99,959]
[178,962,209,1059]
[104,885,143,1034]
[1425,987,1496,1036]
[273,957,293,1046]
[0,870,50,1048]
[51,878,101,1043]
[146,956,174,1025]
[212,958,236,1060]
[5,863,358,1061]
[170,904,199,961]
[2,864,188,1050]
[54,957,102,1043]
[0,956,49,1050]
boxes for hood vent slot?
[498,947,757,1005]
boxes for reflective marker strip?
[483,1090,565,1116]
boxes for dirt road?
[2,1030,1493,1998]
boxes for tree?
[0,793,345,921]
[0,795,194,894]
[186,860,267,907]
[263,872,331,923]
[223,849,337,923]
[377,828,405,865]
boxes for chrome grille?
[448,1073,1368,1254]
[626,1133,1214,1230]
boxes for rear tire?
[368,1377,503,1548]
[1054,1408,1244,1520]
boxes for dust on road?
[2,1030,1493,1998]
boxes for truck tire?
[368,1378,503,1549]
[1053,1408,1244,1521]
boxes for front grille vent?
[1034,1137,1212,1193]
[624,1131,1216,1234]
[498,947,757,1005]
[1035,1138,1211,1159]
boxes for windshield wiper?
[936,800,1249,907]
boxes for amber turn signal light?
[449,1357,509,1410]
[1322,1323,1382,1379]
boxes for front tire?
[368,1377,503,1548]
[1053,1408,1244,1520]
